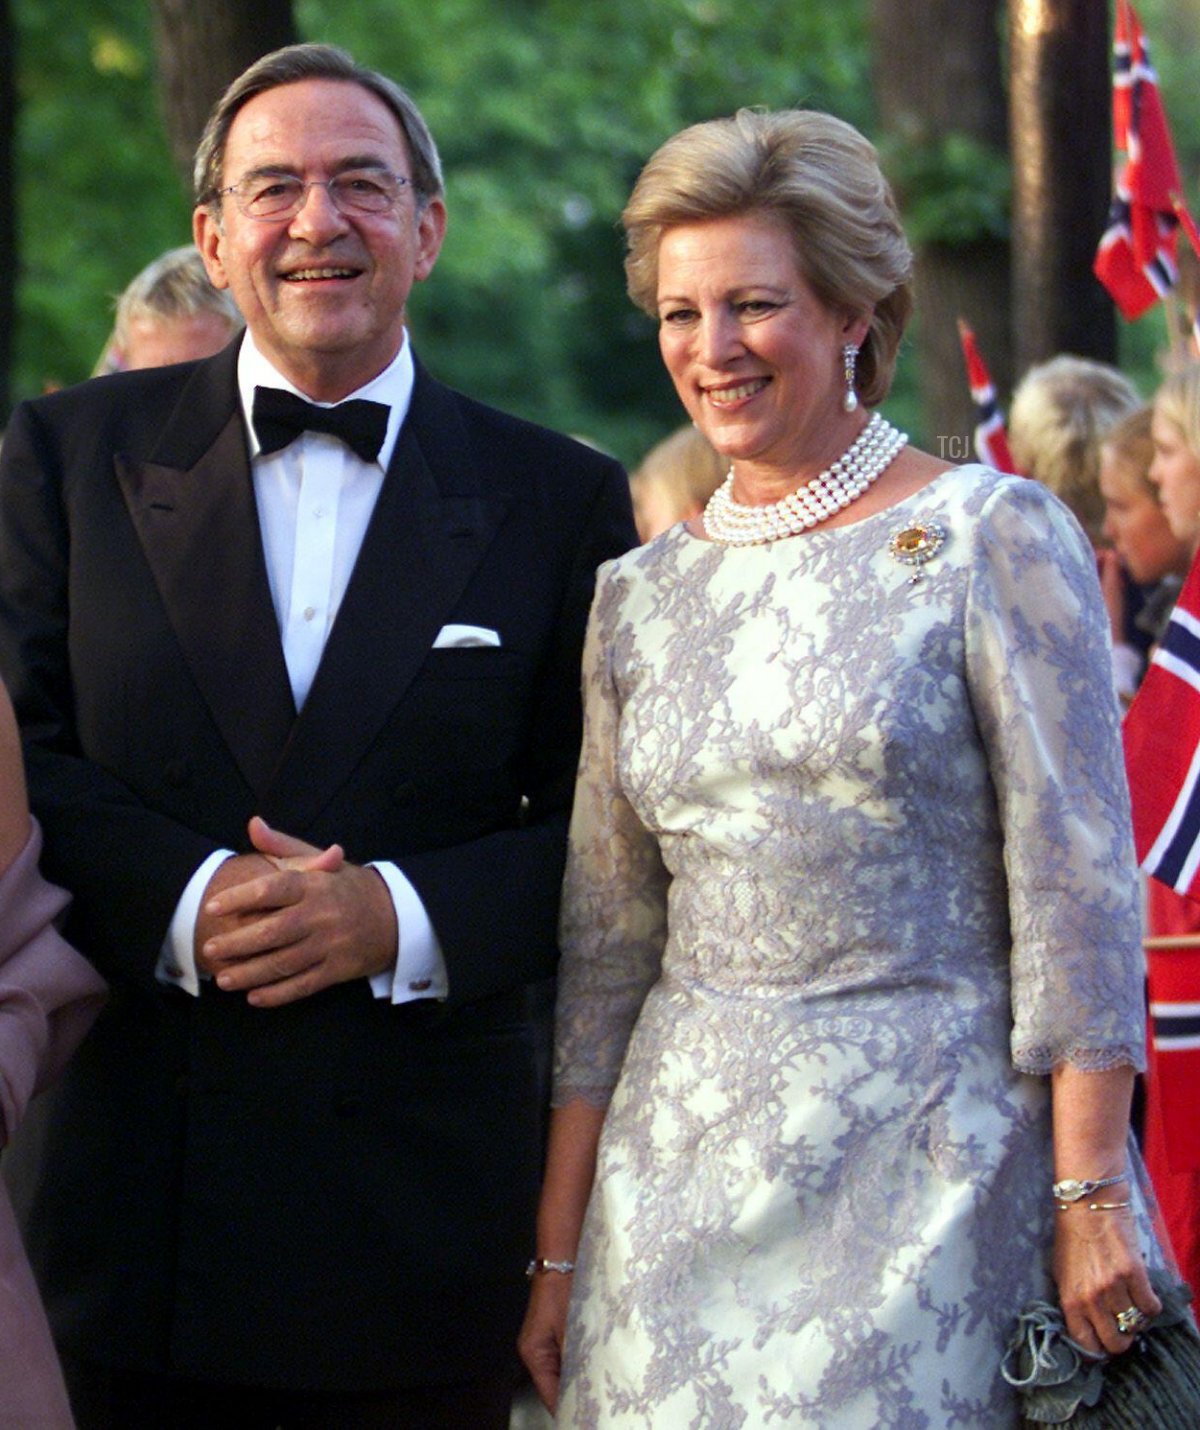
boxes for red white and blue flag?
[956,319,1018,474]
[1093,0,1181,320]
[1124,554,1200,896]
[1145,920,1200,1172]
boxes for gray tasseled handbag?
[1001,1274,1200,1426]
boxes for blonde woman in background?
[1149,364,1200,555]
[1008,353,1140,542]
[1098,406,1191,704]
[1139,363,1200,1310]
[628,424,726,543]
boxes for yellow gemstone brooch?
[888,520,947,584]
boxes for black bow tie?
[251,386,390,464]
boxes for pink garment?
[0,820,105,1429]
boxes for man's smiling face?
[194,77,445,402]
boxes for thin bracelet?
[1051,1173,1127,1203]
[1055,1199,1132,1213]
[526,1257,576,1279]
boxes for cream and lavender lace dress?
[552,467,1159,1428]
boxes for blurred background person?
[1098,405,1191,704]
[628,423,725,543]
[91,245,242,375]
[1008,353,1140,543]
[1149,364,1200,559]
[1140,362,1200,1305]
[0,678,106,1429]
[1010,353,1158,694]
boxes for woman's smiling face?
[654,211,867,478]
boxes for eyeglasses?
[216,171,412,222]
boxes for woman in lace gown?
[519,110,1164,1428]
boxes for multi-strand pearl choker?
[703,412,909,546]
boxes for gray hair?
[113,246,242,350]
[622,108,913,407]
[193,43,444,210]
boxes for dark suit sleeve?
[0,399,222,989]
[396,456,636,1009]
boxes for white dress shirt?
[158,332,448,1003]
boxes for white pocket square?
[432,624,501,649]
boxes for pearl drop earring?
[842,344,859,413]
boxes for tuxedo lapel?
[115,351,295,799]
[264,375,512,832]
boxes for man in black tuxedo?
[0,42,634,1429]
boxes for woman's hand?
[518,1270,574,1414]
[1052,1203,1162,1355]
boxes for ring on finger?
[1115,1305,1148,1335]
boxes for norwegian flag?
[956,319,1018,474]
[1093,0,1181,320]
[1144,884,1200,1173]
[1123,554,1200,896]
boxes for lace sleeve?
[963,479,1145,1074]
[552,564,670,1108]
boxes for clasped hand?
[196,816,398,1007]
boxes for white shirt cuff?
[368,861,448,1003]
[156,848,234,996]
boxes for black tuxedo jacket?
[0,340,635,1391]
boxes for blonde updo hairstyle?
[1154,363,1200,462]
[622,108,914,408]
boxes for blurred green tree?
[9,0,1200,454]
[8,0,870,461]
[152,0,297,183]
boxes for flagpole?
[1145,934,1200,949]
[1171,191,1200,259]
[1162,291,1184,364]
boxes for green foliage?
[295,0,875,460]
[14,0,189,390]
[11,0,874,461]
[17,0,1200,460]
[880,132,1010,248]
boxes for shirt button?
[313,507,324,518]
[303,606,316,622]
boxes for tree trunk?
[151,0,298,195]
[0,0,15,419]
[871,0,1011,457]
[1009,0,1115,373]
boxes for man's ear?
[412,198,448,284]
[193,207,231,291]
